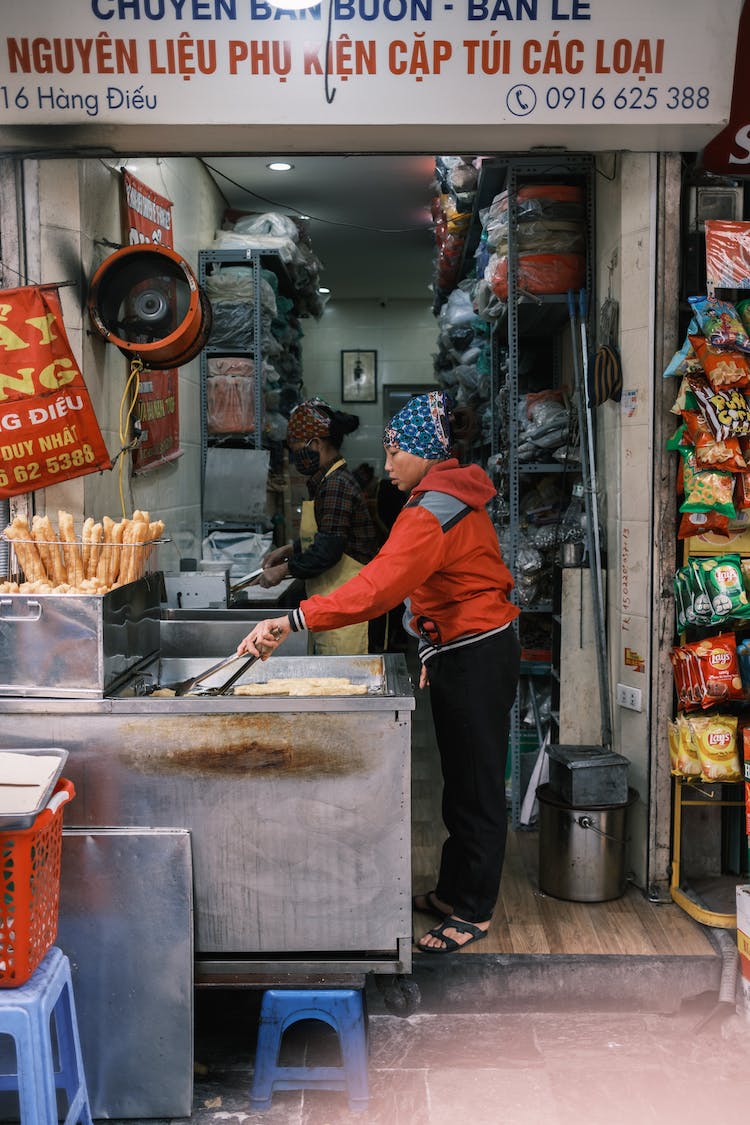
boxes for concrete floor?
[173,981,750,1125]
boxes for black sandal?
[411,891,450,921]
[416,917,488,954]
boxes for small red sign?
[121,170,182,473]
[703,1,750,175]
[0,285,111,497]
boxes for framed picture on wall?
[341,349,377,403]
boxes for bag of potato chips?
[686,712,741,781]
[670,713,702,776]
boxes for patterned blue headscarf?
[383,390,454,460]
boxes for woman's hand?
[262,542,293,568]
[257,563,288,588]
[237,617,290,659]
[419,663,430,690]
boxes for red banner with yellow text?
[0,285,111,498]
[122,170,182,474]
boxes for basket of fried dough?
[0,510,165,595]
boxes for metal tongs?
[172,625,283,696]
[229,567,264,597]
[172,650,260,697]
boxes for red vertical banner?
[0,285,111,497]
[121,170,182,473]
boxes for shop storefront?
[0,1,747,1110]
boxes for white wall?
[35,156,225,573]
[299,298,438,474]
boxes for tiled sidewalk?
[179,986,750,1125]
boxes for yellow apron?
[300,459,369,656]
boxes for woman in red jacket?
[238,390,520,954]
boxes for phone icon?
[506,84,536,117]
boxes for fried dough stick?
[87,522,103,581]
[80,516,95,579]
[4,515,45,582]
[58,510,84,586]
[96,516,114,587]
[31,514,67,585]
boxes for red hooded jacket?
[295,458,519,644]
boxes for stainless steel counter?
[0,647,415,978]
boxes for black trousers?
[426,626,521,923]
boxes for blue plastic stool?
[250,988,369,1112]
[0,946,92,1125]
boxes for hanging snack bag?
[683,632,745,706]
[688,296,750,353]
[679,448,736,519]
[689,335,750,391]
[698,554,750,624]
[682,410,747,471]
[734,470,750,510]
[663,319,704,379]
[736,298,750,338]
[678,510,731,540]
[670,646,695,710]
[686,712,742,782]
[674,563,711,631]
[670,713,702,776]
[670,377,699,416]
[673,569,690,632]
[687,376,750,440]
[686,556,715,626]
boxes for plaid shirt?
[288,460,378,579]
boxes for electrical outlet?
[616,683,642,712]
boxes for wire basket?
[0,778,75,987]
[1,535,167,593]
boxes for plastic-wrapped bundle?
[454,364,488,399]
[474,278,506,323]
[515,539,545,608]
[211,229,297,263]
[233,212,300,241]
[204,269,278,318]
[207,356,255,378]
[517,394,570,460]
[487,185,585,227]
[206,374,258,434]
[439,286,476,329]
[486,252,585,299]
[489,219,586,258]
[208,300,256,349]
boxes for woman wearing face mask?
[239,390,521,953]
[259,397,378,655]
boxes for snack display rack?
[667,290,750,929]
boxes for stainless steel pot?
[537,784,638,902]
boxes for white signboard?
[0,0,742,128]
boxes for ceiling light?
[318,287,330,294]
[267,161,293,172]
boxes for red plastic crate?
[0,777,75,987]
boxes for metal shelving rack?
[198,247,284,541]
[479,154,595,829]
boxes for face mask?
[289,446,320,475]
